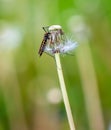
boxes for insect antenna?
[42,26,49,32]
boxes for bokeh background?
[0,0,111,130]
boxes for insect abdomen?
[38,33,50,56]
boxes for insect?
[38,27,51,56]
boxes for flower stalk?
[38,25,78,130]
[55,53,76,130]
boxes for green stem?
[55,53,76,130]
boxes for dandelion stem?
[55,53,76,130]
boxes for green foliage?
[0,0,111,130]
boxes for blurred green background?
[0,0,111,130]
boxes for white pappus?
[44,38,78,55]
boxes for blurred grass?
[0,0,111,130]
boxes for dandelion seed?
[61,40,78,53]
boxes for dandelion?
[38,25,77,130]
[38,25,78,56]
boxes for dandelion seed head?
[38,25,78,56]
